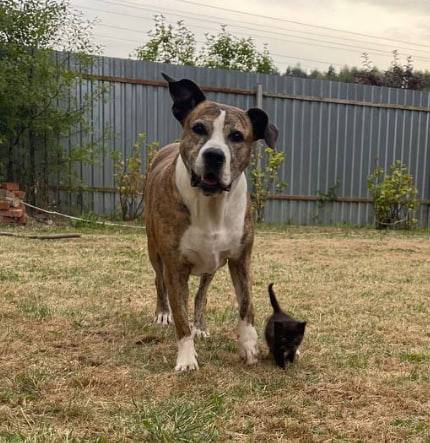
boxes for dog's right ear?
[162,73,206,125]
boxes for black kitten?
[264,283,306,369]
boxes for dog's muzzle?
[191,148,231,195]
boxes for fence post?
[256,83,263,109]
[255,84,264,172]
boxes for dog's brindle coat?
[145,74,278,371]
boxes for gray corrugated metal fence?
[59,55,430,227]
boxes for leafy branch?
[112,133,159,221]
[250,144,287,223]
[368,160,419,229]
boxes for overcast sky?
[71,0,430,73]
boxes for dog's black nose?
[203,148,225,169]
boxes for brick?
[13,190,26,199]
[10,198,21,208]
[0,214,26,224]
[0,201,11,210]
[18,213,28,225]
[0,182,19,191]
[0,208,23,218]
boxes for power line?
[82,4,430,63]
[175,0,430,50]
[77,0,427,52]
[97,23,342,66]
[94,31,340,68]
[98,0,430,55]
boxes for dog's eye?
[192,123,207,136]
[229,131,244,143]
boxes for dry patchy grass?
[0,225,429,442]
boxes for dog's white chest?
[176,157,247,276]
[181,223,242,275]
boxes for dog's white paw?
[154,312,172,325]
[192,327,210,339]
[238,320,259,365]
[175,336,199,371]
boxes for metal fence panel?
[57,55,430,227]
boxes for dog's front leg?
[228,256,258,365]
[193,273,214,338]
[163,262,198,371]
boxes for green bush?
[367,160,418,229]
[0,0,101,205]
[112,133,158,221]
[250,145,287,223]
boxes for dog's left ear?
[247,108,279,147]
[162,73,206,125]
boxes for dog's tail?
[268,283,282,313]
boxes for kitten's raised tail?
[268,283,282,313]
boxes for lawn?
[0,225,429,442]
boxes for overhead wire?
[93,33,320,71]
[81,3,430,62]
[174,0,430,50]
[95,0,430,54]
[94,22,344,67]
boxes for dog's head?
[163,73,278,196]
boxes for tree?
[285,64,308,78]
[0,0,100,205]
[337,65,362,83]
[352,51,424,90]
[134,15,196,66]
[134,17,278,74]
[282,52,429,91]
[199,26,278,74]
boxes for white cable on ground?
[7,198,146,230]
[4,198,321,236]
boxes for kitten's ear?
[296,321,307,334]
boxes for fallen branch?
[0,232,81,240]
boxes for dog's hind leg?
[154,269,172,325]
[149,247,172,325]
[228,254,258,365]
[193,273,214,338]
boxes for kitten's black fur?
[264,283,306,368]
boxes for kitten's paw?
[175,336,199,372]
[238,321,259,365]
[154,311,172,325]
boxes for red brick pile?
[0,183,28,224]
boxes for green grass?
[0,224,429,441]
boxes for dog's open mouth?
[191,170,231,194]
[201,173,219,187]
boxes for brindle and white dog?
[144,74,278,371]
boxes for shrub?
[250,144,287,223]
[112,133,158,221]
[313,179,340,223]
[367,160,418,229]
